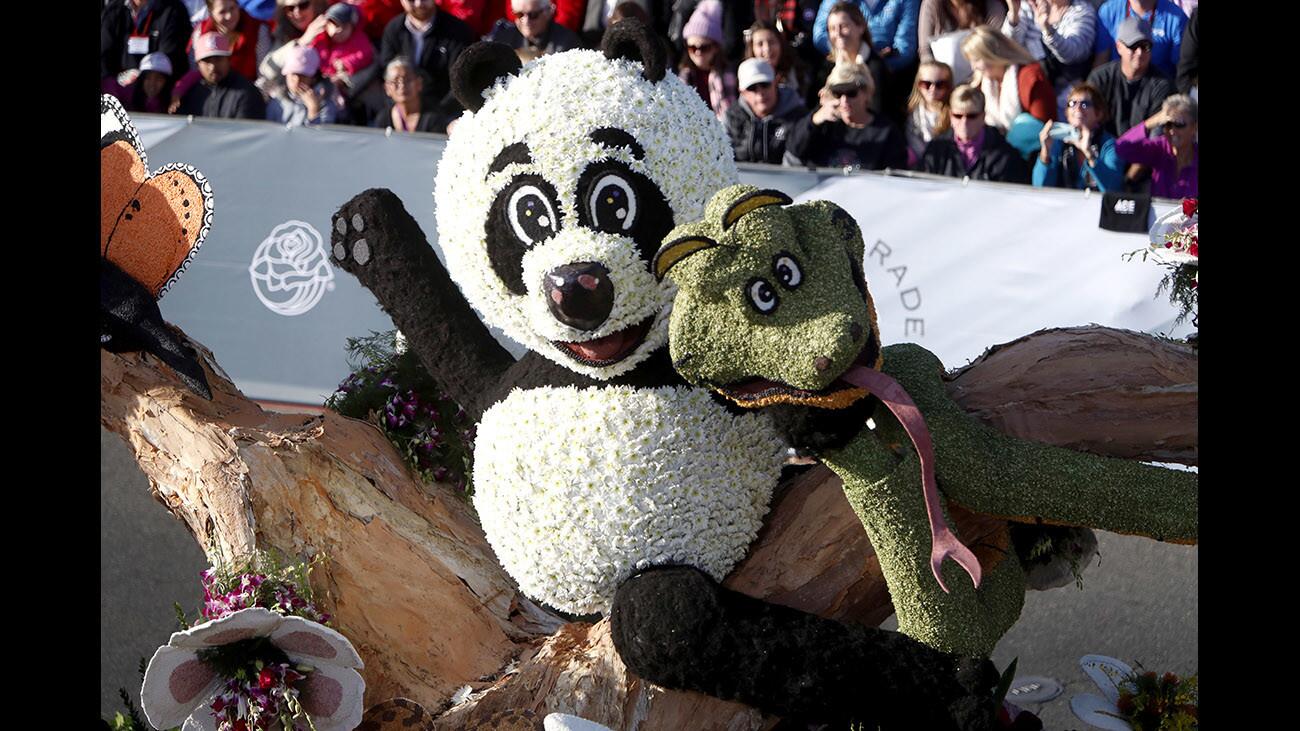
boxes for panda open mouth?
[718,329,882,410]
[553,315,655,367]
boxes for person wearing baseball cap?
[267,45,341,125]
[308,1,376,100]
[1085,15,1174,139]
[177,31,267,120]
[1092,0,1188,81]
[724,58,809,164]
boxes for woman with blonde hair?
[905,60,954,167]
[961,25,1055,156]
[787,61,907,170]
[808,3,890,119]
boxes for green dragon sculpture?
[653,184,1199,656]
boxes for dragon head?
[655,184,883,409]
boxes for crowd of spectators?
[101,0,1198,197]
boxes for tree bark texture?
[100,325,1196,730]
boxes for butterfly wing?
[100,140,147,255]
[103,162,215,299]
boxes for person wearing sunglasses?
[1032,82,1124,191]
[272,0,329,48]
[725,58,809,164]
[811,3,890,121]
[904,60,954,166]
[677,1,738,121]
[1091,0,1187,81]
[786,62,906,170]
[920,83,1029,183]
[1085,15,1172,139]
[486,0,580,58]
[1115,93,1196,198]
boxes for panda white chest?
[472,384,787,615]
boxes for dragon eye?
[588,174,637,233]
[507,185,559,245]
[773,253,802,289]
[747,278,779,314]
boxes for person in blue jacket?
[1032,82,1124,191]
[812,0,921,74]
[1092,0,1186,80]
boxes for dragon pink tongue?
[569,327,637,361]
[840,366,983,593]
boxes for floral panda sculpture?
[329,21,1005,729]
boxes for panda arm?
[331,188,516,422]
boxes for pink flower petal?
[271,615,364,669]
[297,665,365,731]
[141,646,221,729]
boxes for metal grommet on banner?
[186,114,194,125]
[385,127,393,138]
[1084,187,1093,199]
[961,176,970,187]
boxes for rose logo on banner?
[249,220,335,316]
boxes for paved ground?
[101,426,1197,728]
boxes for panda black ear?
[601,18,667,82]
[451,42,523,113]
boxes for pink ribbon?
[841,366,982,593]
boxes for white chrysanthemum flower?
[473,386,786,614]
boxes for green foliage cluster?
[325,330,475,495]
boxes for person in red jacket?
[189,0,272,83]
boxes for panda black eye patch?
[486,174,563,295]
[576,161,673,264]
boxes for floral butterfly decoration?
[100,93,215,398]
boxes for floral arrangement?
[326,330,475,493]
[1129,198,1198,331]
[432,49,737,380]
[1071,654,1197,730]
[473,384,786,615]
[139,552,365,731]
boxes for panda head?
[434,22,739,380]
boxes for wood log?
[100,324,1196,730]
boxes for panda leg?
[609,565,999,731]
[329,188,516,421]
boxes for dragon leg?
[877,344,1198,544]
[822,434,1027,657]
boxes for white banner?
[795,176,1190,369]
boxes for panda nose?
[544,262,614,331]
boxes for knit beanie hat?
[682,0,724,46]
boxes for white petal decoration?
[170,607,284,649]
[1070,692,1133,731]
[296,663,366,731]
[544,712,615,731]
[270,614,365,669]
[1079,654,1133,705]
[182,709,219,731]
[140,645,221,729]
